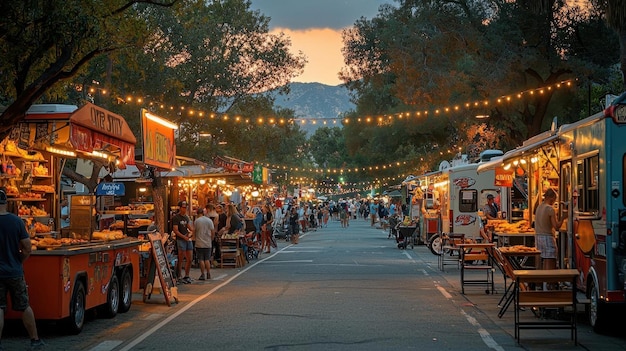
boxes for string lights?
[80,79,576,126]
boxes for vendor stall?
[4,103,143,333]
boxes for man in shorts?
[194,208,214,280]
[0,188,45,350]
[172,201,194,284]
[534,189,564,270]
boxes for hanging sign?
[96,182,126,196]
[252,164,263,184]
[495,167,514,187]
[141,109,177,170]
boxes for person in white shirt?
[194,208,214,280]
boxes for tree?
[592,0,626,90]
[340,0,620,167]
[0,0,178,140]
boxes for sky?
[250,0,391,86]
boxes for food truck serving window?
[459,189,478,212]
[577,155,599,212]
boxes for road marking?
[264,260,314,263]
[88,340,123,351]
[436,285,453,299]
[278,250,321,253]
[461,309,504,351]
[435,283,503,351]
[118,246,288,351]
[209,273,228,281]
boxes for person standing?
[261,204,274,253]
[172,201,194,284]
[369,200,378,226]
[60,198,70,229]
[535,189,564,270]
[0,188,45,350]
[193,208,214,280]
[289,206,300,244]
[483,194,499,220]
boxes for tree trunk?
[152,178,167,235]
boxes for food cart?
[4,103,143,333]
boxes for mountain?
[270,82,355,134]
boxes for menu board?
[70,195,95,240]
[145,233,176,306]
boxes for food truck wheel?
[118,268,133,313]
[66,281,86,334]
[587,279,607,332]
[428,234,442,256]
[100,274,119,318]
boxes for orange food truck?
[4,103,142,334]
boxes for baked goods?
[92,230,125,241]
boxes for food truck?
[4,103,142,334]
[477,93,626,331]
[410,151,505,254]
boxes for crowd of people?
[167,195,408,283]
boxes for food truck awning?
[24,103,137,166]
[477,132,559,174]
[476,156,504,173]
[68,103,136,165]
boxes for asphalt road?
[3,217,626,350]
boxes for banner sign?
[96,182,126,196]
[253,164,263,184]
[141,109,177,170]
[495,167,514,187]
[214,155,253,173]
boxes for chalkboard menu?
[146,233,176,306]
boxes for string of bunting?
[80,79,576,126]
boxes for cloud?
[273,27,345,86]
[252,0,387,30]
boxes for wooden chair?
[493,247,523,318]
[438,233,465,271]
[460,243,495,294]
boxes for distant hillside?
[270,82,355,134]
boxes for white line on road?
[461,309,505,351]
[88,340,123,351]
[436,285,453,299]
[264,260,314,263]
[117,245,290,351]
[435,283,503,351]
[403,251,411,259]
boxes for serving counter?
[8,237,142,334]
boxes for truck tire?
[66,281,86,334]
[588,278,607,333]
[100,274,119,318]
[118,268,133,313]
[429,233,442,256]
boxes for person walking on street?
[369,200,378,226]
[172,201,194,284]
[0,188,45,350]
[194,208,214,280]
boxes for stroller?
[243,231,261,261]
[388,215,401,240]
[273,216,289,241]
